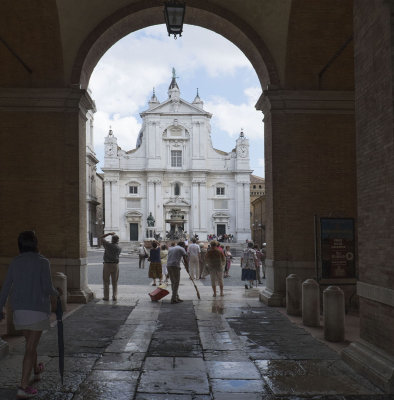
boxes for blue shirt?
[149,247,161,263]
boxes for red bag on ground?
[149,287,169,301]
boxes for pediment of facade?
[141,98,211,116]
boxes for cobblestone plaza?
[0,251,390,399]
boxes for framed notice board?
[315,217,357,285]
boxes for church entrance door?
[217,224,226,237]
[130,223,138,241]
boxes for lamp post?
[164,1,186,39]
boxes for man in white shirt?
[138,243,147,269]
[167,242,189,303]
[187,238,201,280]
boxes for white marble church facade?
[102,73,251,244]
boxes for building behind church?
[102,72,251,244]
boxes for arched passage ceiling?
[0,1,353,90]
[57,0,292,89]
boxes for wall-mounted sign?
[317,217,356,283]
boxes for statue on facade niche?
[147,212,155,227]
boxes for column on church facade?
[147,123,155,160]
[191,180,200,235]
[104,177,120,233]
[147,180,155,224]
[154,180,164,235]
[235,180,245,239]
[199,180,207,232]
[256,89,356,306]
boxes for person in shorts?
[0,231,61,399]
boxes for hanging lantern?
[164,1,186,39]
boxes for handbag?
[144,248,148,258]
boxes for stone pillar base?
[67,287,94,304]
[342,340,394,394]
[259,286,285,307]
[0,338,9,359]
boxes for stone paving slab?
[94,352,145,371]
[206,360,261,379]
[203,350,250,361]
[211,378,266,393]
[135,394,211,400]
[264,374,375,396]
[138,369,210,395]
[73,380,137,400]
[213,394,263,400]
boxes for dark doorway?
[217,224,226,236]
[130,223,138,241]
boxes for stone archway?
[70,1,279,90]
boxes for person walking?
[0,231,61,399]
[224,245,233,278]
[187,238,200,280]
[254,244,263,284]
[138,242,148,269]
[160,244,169,283]
[205,241,225,297]
[241,241,258,289]
[261,244,266,279]
[166,242,189,303]
[199,243,208,279]
[148,241,161,286]
[100,232,122,301]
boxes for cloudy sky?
[89,24,265,176]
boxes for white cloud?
[205,87,263,140]
[89,25,254,117]
[94,111,141,154]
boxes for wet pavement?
[0,255,391,399]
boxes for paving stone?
[73,380,137,400]
[34,370,87,393]
[138,370,210,394]
[206,361,260,379]
[213,394,263,400]
[44,356,98,373]
[94,352,145,371]
[255,360,306,377]
[135,394,211,400]
[264,375,375,396]
[203,350,250,361]
[0,388,22,400]
[174,357,206,372]
[211,378,265,393]
[86,370,139,382]
[34,391,74,400]
[0,354,32,387]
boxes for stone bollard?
[286,274,301,316]
[302,279,320,327]
[51,272,67,312]
[323,286,345,342]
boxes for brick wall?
[0,109,86,259]
[354,0,394,354]
[270,112,357,262]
